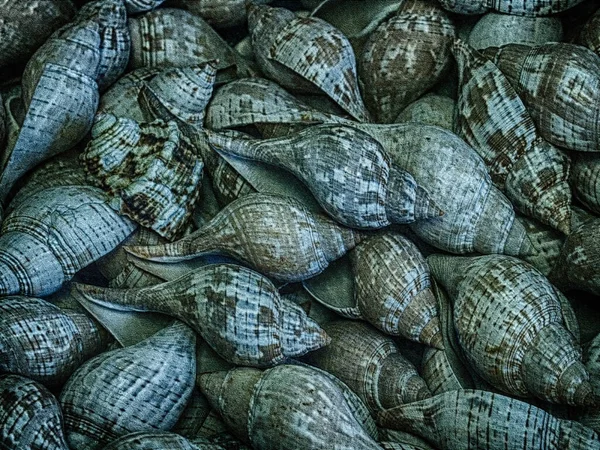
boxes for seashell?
[468,13,563,50]
[126,193,362,283]
[580,333,600,433]
[59,321,197,450]
[436,0,586,16]
[428,253,594,405]
[378,389,600,450]
[206,125,442,229]
[0,296,108,387]
[82,113,204,240]
[72,263,330,367]
[394,94,455,130]
[355,123,531,256]
[248,4,370,122]
[305,320,431,413]
[0,0,76,68]
[0,22,100,202]
[128,8,238,73]
[0,374,70,450]
[359,0,455,123]
[517,214,564,276]
[452,39,572,234]
[570,152,600,216]
[0,185,136,297]
[578,8,600,56]
[103,431,208,450]
[199,364,383,449]
[481,42,600,153]
[124,0,167,14]
[177,0,273,28]
[75,0,130,91]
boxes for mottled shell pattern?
[571,153,600,216]
[177,0,273,28]
[436,0,587,16]
[59,321,197,450]
[428,254,593,406]
[72,263,330,367]
[124,0,167,15]
[395,94,455,130]
[577,7,600,56]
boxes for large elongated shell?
[207,126,441,229]
[73,263,329,367]
[126,193,361,283]
[82,114,203,239]
[305,320,430,413]
[355,123,531,256]
[0,0,76,68]
[178,0,272,28]
[0,185,136,296]
[59,322,196,450]
[379,389,600,450]
[359,0,455,123]
[199,365,383,449]
[428,253,593,405]
[481,42,600,152]
[453,39,572,234]
[248,4,369,122]
[0,374,69,450]
[0,296,108,387]
[436,0,586,16]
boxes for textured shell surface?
[481,42,600,152]
[178,0,273,28]
[580,333,600,433]
[207,125,442,229]
[199,365,383,449]
[0,374,70,450]
[452,39,572,234]
[305,320,431,413]
[570,152,600,216]
[354,123,530,256]
[126,193,362,283]
[72,263,330,367]
[82,113,204,240]
[248,4,370,122]
[0,185,136,297]
[59,321,197,450]
[0,0,76,68]
[395,94,455,130]
[0,296,107,387]
[436,0,587,16]
[359,0,455,123]
[468,12,563,50]
[378,389,600,450]
[128,8,238,71]
[124,0,167,14]
[516,214,564,276]
[103,431,207,450]
[578,7,600,56]
[428,253,593,406]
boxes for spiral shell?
[0,374,70,450]
[453,39,572,234]
[571,153,600,216]
[359,0,455,123]
[125,0,166,14]
[395,94,455,130]
[517,214,565,276]
[248,4,369,122]
[103,431,213,450]
[72,263,329,367]
[580,333,600,433]
[199,365,382,449]
[59,321,197,450]
[178,0,273,28]
[436,0,586,16]
[428,253,593,405]
[379,389,600,450]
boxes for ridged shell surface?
[395,94,455,130]
[125,0,166,14]
[436,0,586,16]
[578,8,600,56]
[570,153,600,216]
[103,431,206,450]
[178,0,273,28]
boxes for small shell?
[359,0,455,123]
[577,7,600,56]
[199,365,382,449]
[178,0,273,28]
[379,389,600,450]
[59,322,197,450]
[248,4,369,122]
[0,374,70,450]
[305,320,430,413]
[72,263,330,367]
[126,193,362,283]
[436,0,586,16]
[0,185,136,297]
[207,125,442,229]
[570,153,600,215]
[394,94,455,130]
[82,113,203,240]
[428,253,593,405]
[452,39,572,234]
[0,296,108,387]
[124,0,166,14]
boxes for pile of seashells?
[3,0,600,448]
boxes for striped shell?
[177,0,273,28]
[248,4,369,122]
[578,7,600,56]
[517,214,564,276]
[452,39,572,234]
[428,254,593,405]
[570,153,600,216]
[124,0,166,14]
[359,0,455,123]
[305,320,431,413]
[0,374,69,450]
[199,365,382,449]
[72,263,329,367]
[59,321,197,450]
[379,389,600,450]
[103,431,209,450]
[580,333,600,433]
[436,0,586,16]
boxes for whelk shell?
[394,94,455,130]
[177,0,273,28]
[124,0,167,15]
[436,0,586,16]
